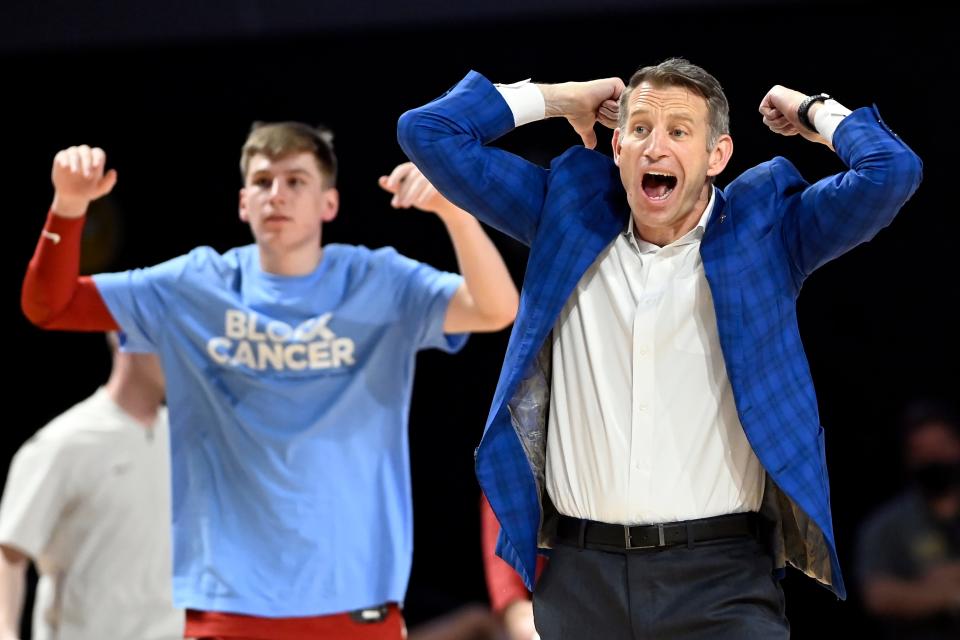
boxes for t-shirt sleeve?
[92,253,194,353]
[0,434,77,558]
[388,251,467,353]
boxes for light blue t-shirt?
[93,243,466,617]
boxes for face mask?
[913,462,960,499]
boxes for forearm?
[537,83,578,120]
[397,72,547,245]
[0,547,27,638]
[22,210,118,330]
[440,206,518,330]
[535,78,620,147]
[862,576,959,619]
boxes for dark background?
[1,0,956,637]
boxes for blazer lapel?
[700,188,746,384]
[490,170,629,425]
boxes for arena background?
[1,0,955,636]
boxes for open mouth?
[641,172,677,201]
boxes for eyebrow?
[251,167,315,178]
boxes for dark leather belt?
[555,512,760,552]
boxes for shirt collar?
[623,187,717,254]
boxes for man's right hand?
[50,145,117,218]
[538,78,624,149]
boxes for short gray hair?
[618,57,730,149]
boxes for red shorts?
[185,604,404,640]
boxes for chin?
[636,207,677,225]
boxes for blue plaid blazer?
[399,71,922,599]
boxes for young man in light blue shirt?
[22,122,519,638]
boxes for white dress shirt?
[496,80,849,525]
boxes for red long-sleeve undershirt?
[21,211,118,331]
[481,493,546,614]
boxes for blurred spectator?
[856,399,960,638]
[0,333,181,640]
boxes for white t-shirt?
[0,388,183,640]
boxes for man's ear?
[612,127,622,167]
[238,187,249,223]
[706,134,733,178]
[321,188,339,223]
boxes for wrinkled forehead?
[627,81,708,119]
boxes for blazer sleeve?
[398,71,549,247]
[778,106,922,283]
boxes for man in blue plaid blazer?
[399,58,922,637]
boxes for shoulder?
[725,157,806,200]
[15,391,122,465]
[363,245,420,274]
[192,245,241,272]
[44,390,128,440]
[125,245,234,285]
[721,157,809,232]
[327,242,388,274]
[549,147,623,205]
[153,245,245,288]
[551,146,617,179]
[322,244,423,290]
[188,244,228,261]
[327,243,375,263]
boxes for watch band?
[797,93,831,132]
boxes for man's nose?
[643,129,669,161]
[269,179,286,201]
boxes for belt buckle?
[624,523,665,550]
